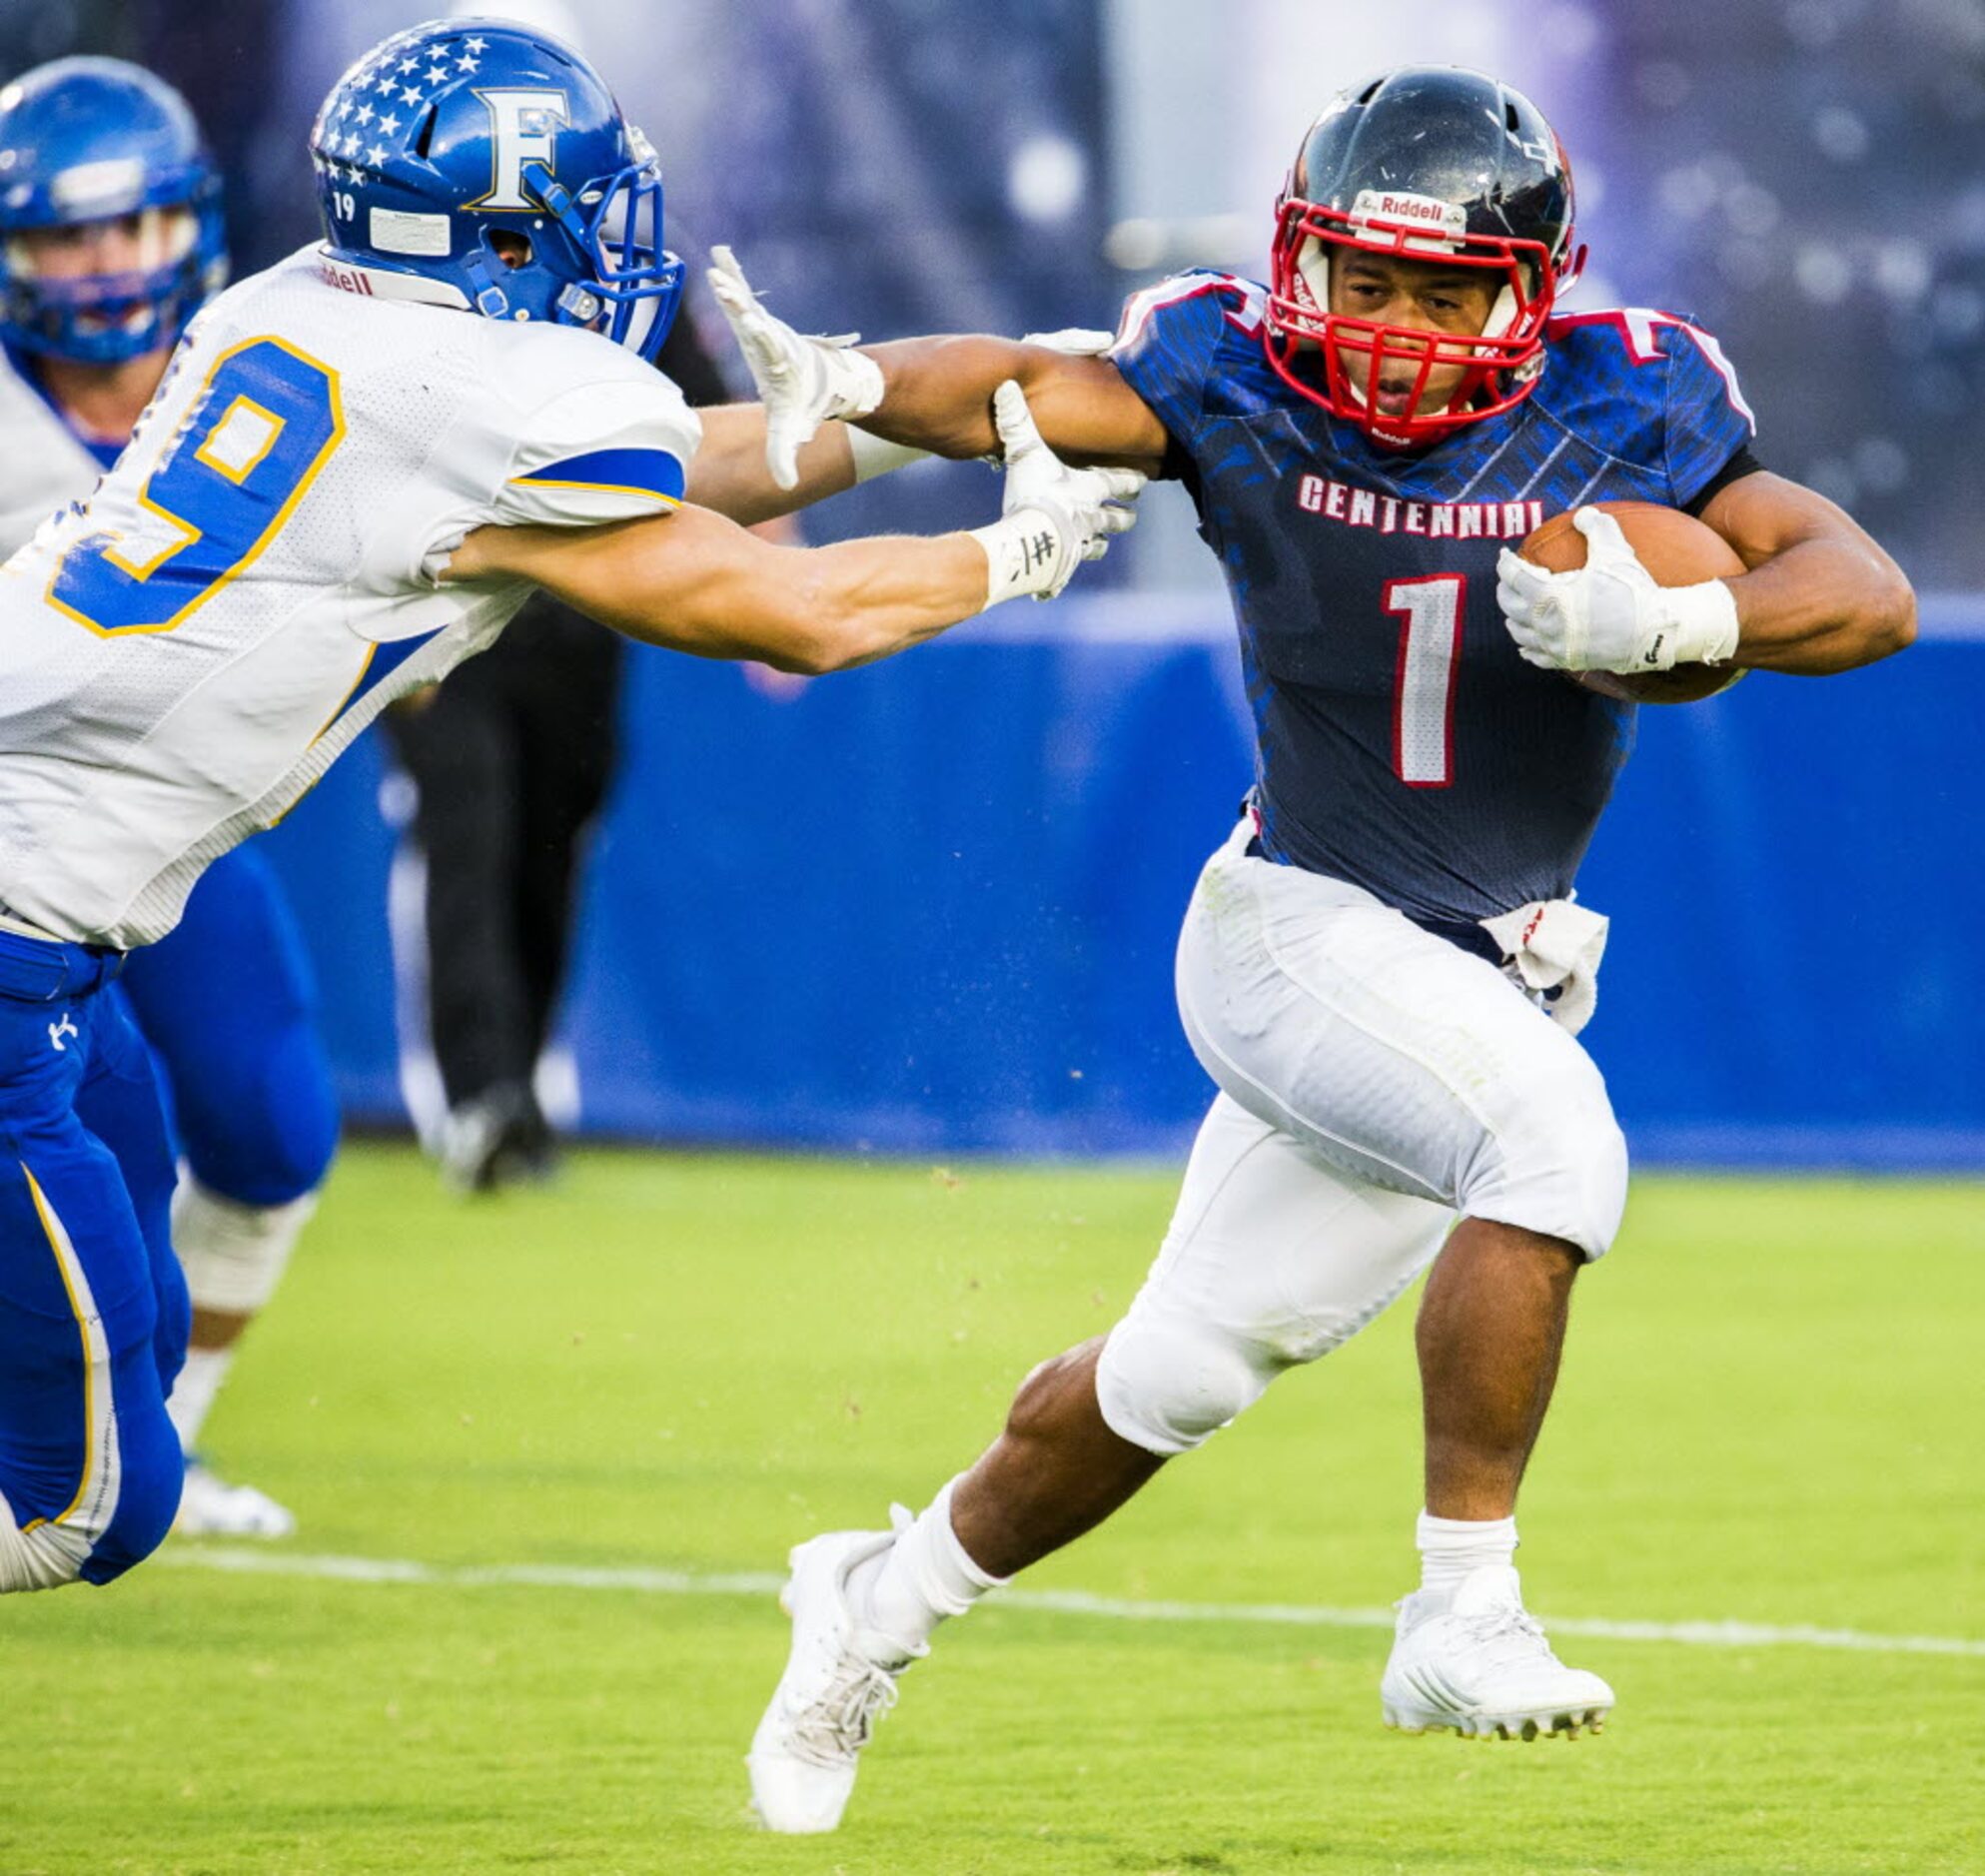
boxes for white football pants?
[1096,818,1627,1457]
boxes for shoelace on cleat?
[1457,1602,1561,1668]
[785,1656,901,1769]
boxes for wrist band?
[969,507,1065,607]
[1666,577,1741,666]
[847,427,932,483]
[832,348,887,422]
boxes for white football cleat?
[747,1523,922,1833]
[1381,1563,1612,1740]
[173,1459,297,1539]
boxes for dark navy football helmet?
[311,18,682,362]
[0,57,227,365]
[1266,67,1583,448]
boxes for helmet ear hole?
[487,229,532,271]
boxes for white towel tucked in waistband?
[1479,899,1609,1037]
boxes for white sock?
[165,1346,234,1453]
[852,1476,1006,1655]
[1416,1508,1518,1599]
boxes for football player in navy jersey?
[719,66,1915,1831]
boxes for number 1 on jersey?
[48,337,345,638]
[1384,574,1466,789]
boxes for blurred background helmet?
[0,56,228,365]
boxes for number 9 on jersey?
[48,337,344,638]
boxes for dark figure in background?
[384,312,734,1192]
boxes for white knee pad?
[172,1178,317,1315]
[1095,1306,1278,1457]
[0,1485,89,1592]
[1097,1095,1455,1455]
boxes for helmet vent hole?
[1357,79,1383,104]
[413,107,438,160]
[1505,102,1522,132]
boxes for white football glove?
[707,245,885,490]
[1495,507,1740,673]
[971,381,1145,605]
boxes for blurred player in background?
[0,57,339,1539]
[719,65,1915,1830]
[0,15,1138,1599]
[382,311,733,1195]
[380,0,749,1196]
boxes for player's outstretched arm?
[681,406,862,528]
[860,334,1167,472]
[449,502,978,673]
[707,246,1166,487]
[1497,476,1915,679]
[445,384,1142,675]
[683,405,953,527]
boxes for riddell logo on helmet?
[1350,190,1466,236]
[317,255,375,297]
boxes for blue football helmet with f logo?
[0,57,227,364]
[311,18,683,363]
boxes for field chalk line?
[157,1546,1985,1660]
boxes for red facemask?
[1265,196,1581,451]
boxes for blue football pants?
[118,845,339,1209]
[0,931,187,1585]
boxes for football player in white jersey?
[0,16,1141,1597]
[0,56,340,1543]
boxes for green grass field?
[5,1146,1981,1875]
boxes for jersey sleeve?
[409,339,703,587]
[1108,272,1244,470]
[493,373,702,527]
[1660,319,1757,508]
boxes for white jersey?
[0,345,108,557]
[0,244,699,949]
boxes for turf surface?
[5,1147,1981,1874]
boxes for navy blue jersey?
[1111,275,1756,925]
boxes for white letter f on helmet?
[469,89,570,210]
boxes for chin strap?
[460,249,512,320]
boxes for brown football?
[1518,499,1746,704]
